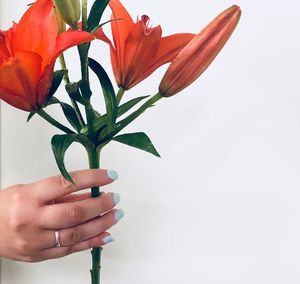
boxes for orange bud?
[159,5,241,97]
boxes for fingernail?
[113,193,121,205]
[107,170,119,181]
[114,209,124,222]
[102,235,114,245]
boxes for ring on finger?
[54,229,62,247]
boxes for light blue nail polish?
[114,209,124,222]
[103,235,114,245]
[107,170,119,181]
[113,193,121,205]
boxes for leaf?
[51,135,77,184]
[118,96,149,117]
[51,134,94,184]
[60,103,82,132]
[27,111,36,122]
[27,97,61,122]
[66,83,86,105]
[113,132,161,157]
[87,0,110,32]
[80,96,149,135]
[88,57,117,132]
[47,70,65,100]
[47,97,61,106]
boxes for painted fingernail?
[113,193,121,205]
[102,235,114,245]
[107,170,119,181]
[114,209,124,222]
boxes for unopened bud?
[53,0,81,29]
[53,5,66,33]
[159,5,241,97]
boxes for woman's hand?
[0,169,123,262]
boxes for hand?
[0,169,123,262]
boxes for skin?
[0,169,121,262]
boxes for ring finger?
[44,208,124,249]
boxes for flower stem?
[87,147,102,284]
[59,54,85,127]
[58,54,70,84]
[116,87,125,106]
[82,0,88,31]
[37,109,75,134]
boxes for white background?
[1,0,300,283]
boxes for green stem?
[59,54,85,127]
[116,87,125,106]
[85,102,96,141]
[37,109,75,134]
[78,45,89,81]
[87,147,102,284]
[58,54,70,84]
[82,0,88,31]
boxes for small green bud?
[53,0,81,29]
[53,6,66,33]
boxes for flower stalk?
[86,146,102,284]
[59,54,85,127]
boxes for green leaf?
[27,112,36,122]
[51,134,94,184]
[113,132,161,157]
[87,0,110,32]
[48,70,65,100]
[80,96,149,135]
[88,57,117,132]
[47,97,60,106]
[60,103,82,132]
[66,83,86,105]
[27,97,61,122]
[118,96,149,117]
[51,135,77,184]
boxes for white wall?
[2,0,300,283]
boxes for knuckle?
[69,229,83,244]
[10,190,23,206]
[68,205,84,224]
[15,239,31,255]
[8,200,27,231]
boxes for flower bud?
[53,0,81,29]
[53,5,66,33]
[159,5,241,97]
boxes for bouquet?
[0,0,241,283]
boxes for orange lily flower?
[96,0,195,90]
[159,5,241,97]
[0,0,94,111]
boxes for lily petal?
[0,51,43,111]
[53,30,95,63]
[109,0,134,77]
[13,0,57,64]
[0,32,9,61]
[94,27,119,86]
[123,19,162,89]
[141,33,196,82]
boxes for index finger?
[33,169,118,203]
